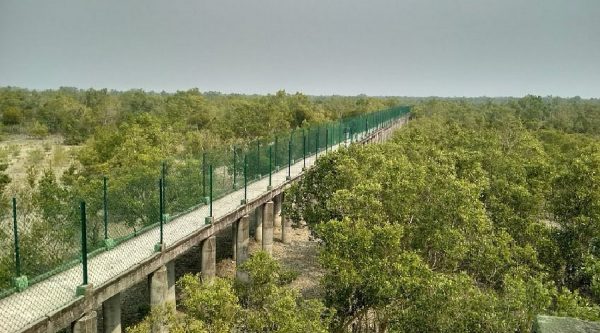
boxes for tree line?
[0,87,401,145]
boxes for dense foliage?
[285,96,600,331]
[127,252,331,333]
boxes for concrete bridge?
[0,116,407,333]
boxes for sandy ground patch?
[217,223,324,299]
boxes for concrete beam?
[72,311,97,333]
[236,215,250,282]
[102,293,121,333]
[201,236,216,280]
[262,201,274,255]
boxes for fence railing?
[0,105,410,300]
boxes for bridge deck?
[0,137,353,332]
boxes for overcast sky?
[0,0,599,97]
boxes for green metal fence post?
[202,152,208,204]
[241,154,247,205]
[12,197,27,291]
[156,178,164,252]
[330,124,339,145]
[103,176,108,240]
[160,177,164,228]
[325,128,329,153]
[162,161,166,188]
[287,139,291,180]
[232,145,237,189]
[102,176,115,249]
[316,127,320,157]
[274,136,279,170]
[257,141,261,178]
[162,161,170,223]
[80,201,88,285]
[209,164,213,216]
[12,198,20,277]
[205,165,213,224]
[302,129,306,170]
[331,125,335,146]
[288,131,296,163]
[268,145,272,190]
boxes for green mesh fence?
[0,106,409,331]
[106,167,161,243]
[164,158,203,218]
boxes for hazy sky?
[1,0,599,97]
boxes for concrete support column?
[72,311,97,333]
[166,261,176,304]
[248,209,256,234]
[262,201,274,255]
[281,216,291,244]
[255,204,263,242]
[232,222,238,261]
[149,265,168,307]
[149,266,168,333]
[201,236,216,280]
[236,215,250,282]
[274,194,282,228]
[103,293,121,333]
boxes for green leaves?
[550,149,600,291]
[285,98,600,330]
[129,252,331,333]
[178,276,240,333]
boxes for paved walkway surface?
[0,134,356,333]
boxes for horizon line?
[1,85,598,100]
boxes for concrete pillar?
[149,267,168,333]
[232,222,238,261]
[248,209,256,235]
[201,236,216,280]
[166,261,176,304]
[255,204,263,242]
[274,194,282,228]
[262,201,274,255]
[282,216,291,244]
[72,311,97,333]
[149,265,168,307]
[236,215,250,282]
[102,293,121,333]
